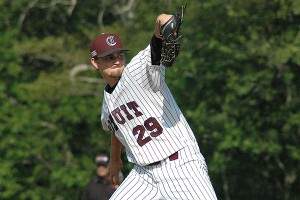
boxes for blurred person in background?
[81,154,117,200]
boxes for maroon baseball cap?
[89,33,129,58]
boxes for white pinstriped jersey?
[101,45,199,166]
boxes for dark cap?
[89,33,129,58]
[95,154,109,166]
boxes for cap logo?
[106,36,117,46]
[91,50,97,57]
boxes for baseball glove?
[160,4,187,67]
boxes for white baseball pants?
[110,145,218,200]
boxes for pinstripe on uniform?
[110,143,217,200]
[101,44,217,199]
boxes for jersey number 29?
[132,117,163,147]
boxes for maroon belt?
[147,151,178,166]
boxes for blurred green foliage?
[0,0,299,199]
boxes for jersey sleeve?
[126,40,165,92]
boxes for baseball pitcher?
[89,5,217,200]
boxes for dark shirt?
[81,176,116,200]
[150,35,163,65]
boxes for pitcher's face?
[91,51,126,85]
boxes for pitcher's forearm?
[110,133,122,161]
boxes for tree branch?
[18,0,39,28]
[70,64,105,84]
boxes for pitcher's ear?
[91,57,99,69]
